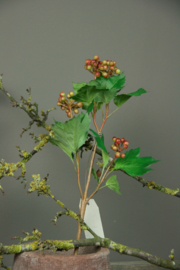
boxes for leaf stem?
[101,107,104,121]
[107,107,119,118]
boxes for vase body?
[12,246,111,270]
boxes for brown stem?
[87,158,115,202]
[69,106,73,119]
[93,102,99,133]
[74,199,87,255]
[74,143,97,255]
[84,143,97,200]
[76,152,83,199]
[99,103,109,132]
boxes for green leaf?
[114,88,147,108]
[48,137,73,160]
[106,175,121,194]
[87,100,94,114]
[49,113,91,159]
[90,130,108,154]
[96,102,103,111]
[96,72,126,91]
[71,85,99,109]
[128,88,147,96]
[92,168,99,183]
[90,129,109,169]
[102,150,109,169]
[114,94,131,107]
[113,148,159,176]
[72,82,88,93]
[95,88,117,104]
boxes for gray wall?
[0,0,180,266]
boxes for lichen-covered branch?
[0,235,179,270]
[130,175,180,198]
[0,86,55,133]
[0,134,50,191]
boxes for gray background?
[0,0,180,267]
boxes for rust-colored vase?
[12,246,111,270]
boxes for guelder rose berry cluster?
[111,137,129,158]
[57,92,83,118]
[85,55,121,78]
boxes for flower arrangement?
[0,55,179,270]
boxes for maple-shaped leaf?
[49,113,91,160]
[96,72,126,91]
[95,88,117,104]
[70,85,99,109]
[113,148,159,176]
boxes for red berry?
[113,61,116,65]
[67,112,71,118]
[95,72,101,77]
[59,92,65,97]
[110,66,114,71]
[121,138,125,143]
[110,61,114,66]
[61,106,65,110]
[99,66,104,71]
[57,102,61,106]
[115,69,121,74]
[61,97,66,101]
[123,144,128,149]
[102,72,108,78]
[94,55,99,60]
[115,152,121,158]
[67,94,70,98]
[112,136,116,142]
[120,153,125,158]
[115,138,121,144]
[77,102,83,108]
[65,109,70,113]
[98,61,102,65]
[87,65,92,70]
[103,65,108,70]
[58,97,62,102]
[124,140,129,145]
[84,65,88,70]
[102,60,107,65]
[92,62,98,67]
[85,59,91,65]
[74,109,79,114]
